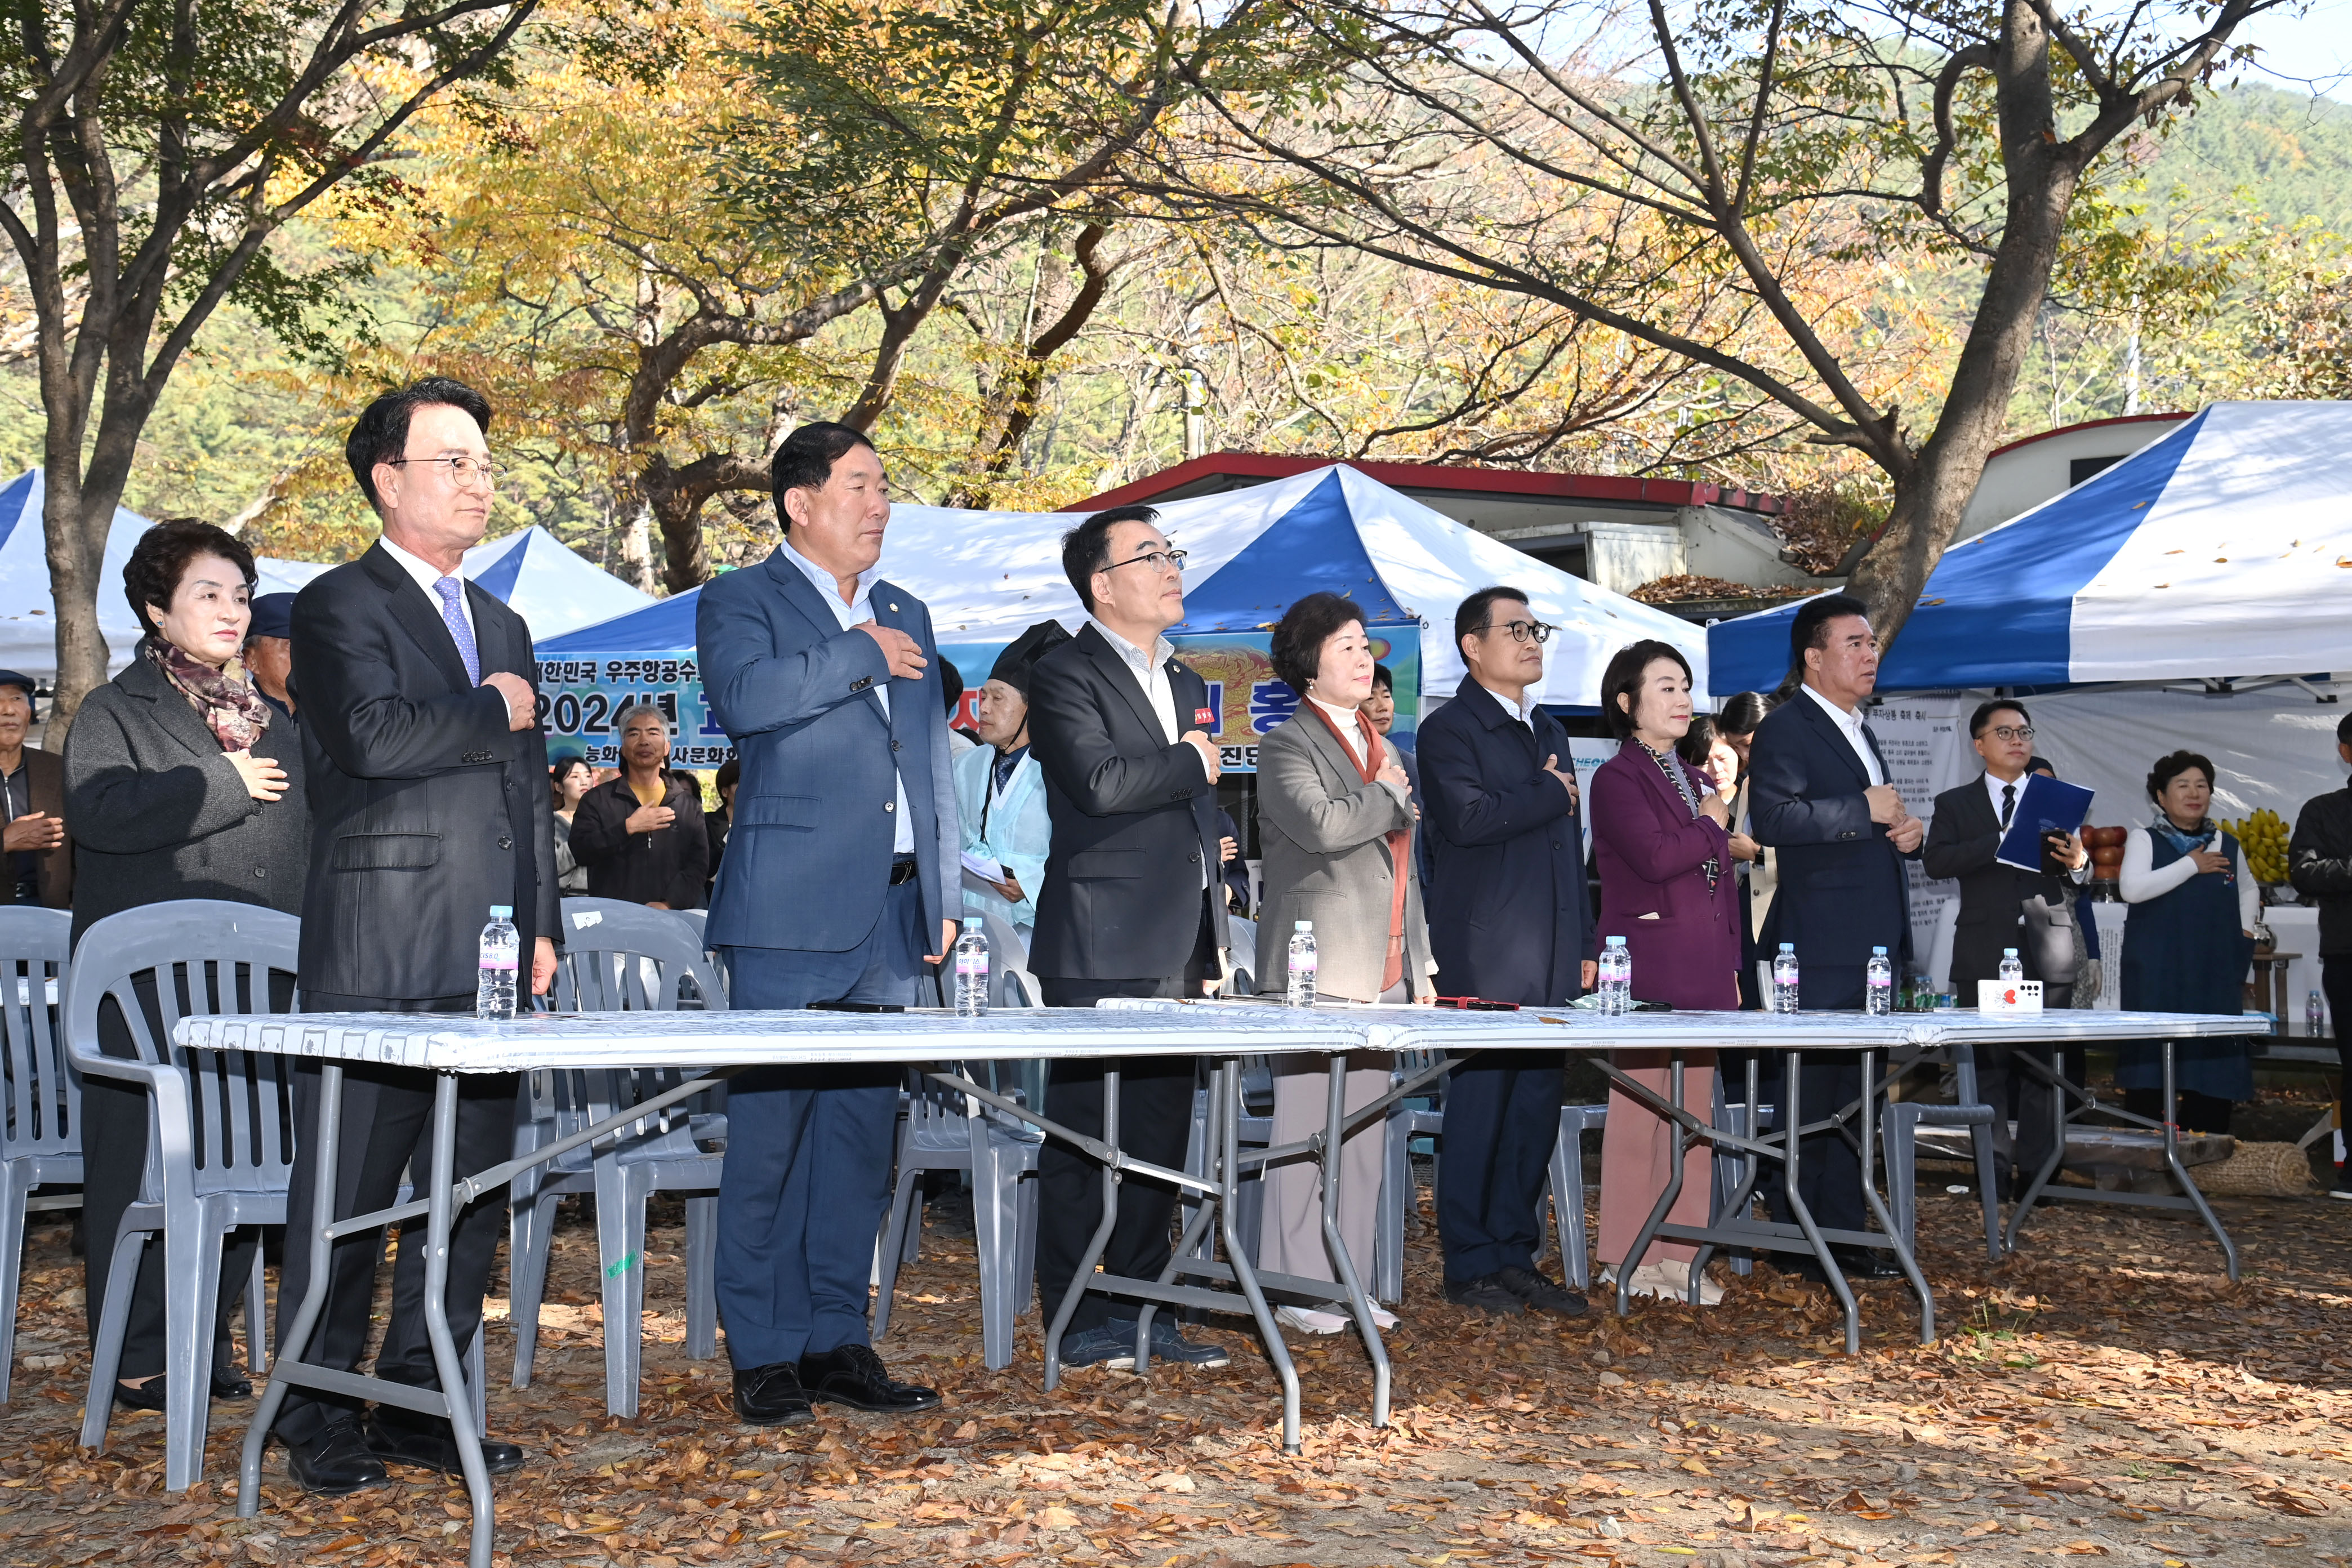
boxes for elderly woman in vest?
[1254,591,1435,1335]
[66,518,310,1413]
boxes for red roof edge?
[1986,412,2190,461]
[1068,452,1784,515]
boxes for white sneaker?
[1275,1304,1349,1335]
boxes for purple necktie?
[433,577,482,684]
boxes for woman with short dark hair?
[1254,591,1431,1335]
[1589,639,1739,1304]
[65,518,308,1412]
[2116,749,2257,1132]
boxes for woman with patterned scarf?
[2117,749,2259,1134]
[64,518,310,1420]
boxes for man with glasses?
[1415,585,1594,1319]
[1923,698,2088,1197]
[1025,502,1233,1370]
[277,378,559,1493]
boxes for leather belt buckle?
[888,858,919,886]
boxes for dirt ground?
[1,1084,2347,1568]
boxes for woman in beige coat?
[1254,591,1436,1335]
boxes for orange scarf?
[1309,703,1411,995]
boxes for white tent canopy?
[460,525,653,641]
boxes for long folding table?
[173,1002,2244,1566]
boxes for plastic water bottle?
[1865,946,1893,1015]
[954,917,990,1017]
[1598,936,1632,1014]
[476,906,519,1021]
[2310,989,2327,1038]
[1287,921,1318,1008]
[1771,943,1800,1014]
[1999,948,2025,985]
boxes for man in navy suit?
[1416,586,1594,1319]
[1747,593,1924,1277]
[696,423,957,1427]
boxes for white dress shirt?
[1801,683,1885,787]
[1087,616,1206,888]
[379,534,476,643]
[781,534,914,854]
[1474,679,1537,727]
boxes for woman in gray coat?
[1254,592,1435,1336]
[66,518,309,1414]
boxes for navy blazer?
[1416,675,1593,1004]
[1747,689,1917,969]
[292,543,558,999]
[695,545,956,954]
[1027,623,1228,981]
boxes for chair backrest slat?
[62,902,303,1199]
[0,909,73,1162]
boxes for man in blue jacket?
[696,422,957,1427]
[1417,586,1594,1319]
[1747,592,1923,1279]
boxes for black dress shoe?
[1442,1273,1525,1317]
[1495,1264,1589,1317]
[364,1405,525,1476]
[112,1366,255,1411]
[732,1361,816,1426]
[284,1416,389,1496]
[1834,1246,1905,1280]
[799,1343,941,1414]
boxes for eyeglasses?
[1103,548,1188,576]
[1480,618,1557,644]
[1985,724,2035,743]
[385,455,501,487]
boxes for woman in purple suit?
[1590,640,1743,1304]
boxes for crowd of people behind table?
[9,375,2342,1498]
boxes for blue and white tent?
[460,525,653,640]
[0,469,157,677]
[541,464,1707,706]
[1709,402,2352,695]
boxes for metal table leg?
[241,1062,342,1513]
[1043,1068,1121,1391]
[1318,1049,1391,1429]
[420,1072,494,1566]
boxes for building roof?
[1985,412,2190,461]
[1071,452,1784,516]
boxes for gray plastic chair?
[1374,1048,1445,1305]
[1882,1044,2002,1259]
[0,906,76,1402]
[872,1067,1041,1369]
[1542,1103,1609,1289]
[507,900,728,1418]
[65,902,299,1491]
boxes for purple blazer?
[1592,744,1741,1011]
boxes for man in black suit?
[1416,586,1593,1318]
[1027,502,1232,1371]
[1748,593,1922,1279]
[275,378,560,1494]
[1922,698,2087,1193]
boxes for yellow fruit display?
[2219,808,2291,885]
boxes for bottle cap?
[1294,920,1312,932]
[1607,935,1626,946]
[963,916,981,930]
[1779,942,1794,953]
[489,905,513,919]
[2004,947,2018,956]
[1872,946,1886,955]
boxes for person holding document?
[1922,700,2088,1196]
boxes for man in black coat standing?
[1415,585,1593,1319]
[1747,593,1922,1279]
[275,378,560,1495]
[1922,699,2088,1195]
[2289,712,2352,1199]
[1026,503,1232,1372]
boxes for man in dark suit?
[1747,593,1923,1279]
[1027,502,1232,1371]
[1922,698,2087,1193]
[0,670,71,908]
[696,422,954,1428]
[277,378,559,1494]
[1416,586,1593,1319]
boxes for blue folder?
[1995,774,2095,873]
